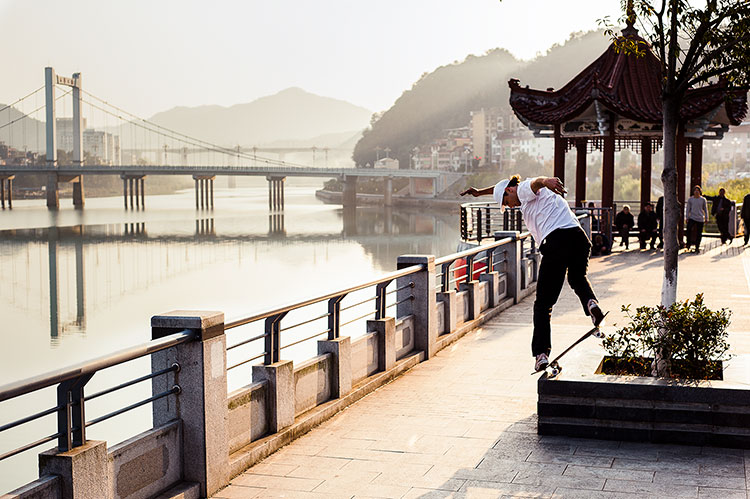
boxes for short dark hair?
[507,174,521,188]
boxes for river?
[0,177,462,492]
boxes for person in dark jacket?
[591,233,611,256]
[708,188,732,244]
[615,205,635,249]
[742,193,750,246]
[638,203,658,250]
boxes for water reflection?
[0,205,459,347]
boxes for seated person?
[591,233,610,256]
[614,205,635,249]
[638,202,658,250]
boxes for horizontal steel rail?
[224,264,424,330]
[434,236,514,266]
[0,329,193,403]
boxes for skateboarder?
[461,175,605,372]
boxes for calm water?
[0,177,461,492]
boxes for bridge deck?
[213,240,750,498]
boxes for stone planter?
[537,345,750,448]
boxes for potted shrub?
[536,294,750,447]
[600,294,731,380]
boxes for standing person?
[637,203,658,250]
[461,175,605,372]
[685,186,708,253]
[614,205,635,249]
[656,196,664,249]
[708,188,732,244]
[742,193,750,246]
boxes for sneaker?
[535,353,549,372]
[588,299,605,327]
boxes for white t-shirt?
[495,178,580,243]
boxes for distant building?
[374,157,399,169]
[56,118,121,165]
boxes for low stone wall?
[537,348,750,448]
[227,381,268,454]
[293,354,333,417]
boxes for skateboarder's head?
[692,185,702,197]
[494,175,521,209]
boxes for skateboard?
[532,312,609,377]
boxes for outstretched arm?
[530,176,566,195]
[460,186,495,197]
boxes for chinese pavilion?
[508,17,747,225]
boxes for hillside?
[148,87,372,147]
[353,30,611,169]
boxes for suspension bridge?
[0,68,462,211]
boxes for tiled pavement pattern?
[213,239,750,498]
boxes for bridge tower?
[45,67,85,209]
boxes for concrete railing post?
[367,317,396,370]
[252,361,294,433]
[397,255,437,359]
[39,440,107,499]
[479,270,501,308]
[436,290,458,334]
[459,280,481,320]
[151,310,228,498]
[495,231,521,304]
[318,336,352,398]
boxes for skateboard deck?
[532,312,609,377]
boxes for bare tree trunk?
[654,97,682,376]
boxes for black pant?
[686,219,704,249]
[716,213,730,243]
[617,226,631,248]
[639,229,657,249]
[744,217,749,245]
[532,227,597,356]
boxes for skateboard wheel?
[548,366,560,377]
[594,329,605,339]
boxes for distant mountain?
[148,87,372,147]
[0,106,45,152]
[353,30,611,169]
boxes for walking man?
[461,175,605,371]
[709,188,732,244]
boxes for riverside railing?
[461,200,611,243]
[1,232,545,498]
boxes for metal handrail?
[0,329,193,403]
[224,264,424,330]
[434,236,514,266]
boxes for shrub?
[602,294,731,379]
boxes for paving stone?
[698,462,746,477]
[511,473,605,491]
[697,487,747,499]
[611,458,699,474]
[654,471,746,489]
[313,481,410,498]
[526,450,614,468]
[458,479,553,497]
[550,488,641,498]
[603,479,699,497]
[242,463,298,477]
[212,485,264,499]
[575,446,659,461]
[401,489,500,499]
[230,474,324,492]
[563,464,654,482]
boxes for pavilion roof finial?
[622,0,638,36]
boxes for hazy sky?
[0,0,623,118]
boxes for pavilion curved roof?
[509,33,747,128]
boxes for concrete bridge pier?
[72,176,84,209]
[268,213,286,236]
[193,175,215,210]
[342,175,357,207]
[0,175,14,208]
[267,175,285,211]
[46,174,59,209]
[384,176,393,207]
[121,175,145,209]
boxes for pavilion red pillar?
[677,127,687,243]
[640,138,652,209]
[575,139,587,207]
[690,138,703,190]
[602,128,615,211]
[554,124,565,183]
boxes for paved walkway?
[213,239,750,498]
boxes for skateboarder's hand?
[460,187,479,197]
[544,177,567,195]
